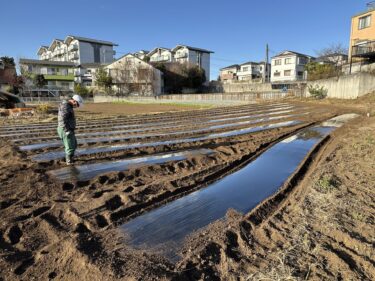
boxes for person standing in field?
[57,95,84,165]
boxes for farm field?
[0,100,374,280]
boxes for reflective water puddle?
[120,114,358,261]
[20,110,302,151]
[48,148,214,182]
[0,105,294,138]
[32,120,301,162]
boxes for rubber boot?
[66,154,74,166]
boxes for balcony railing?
[352,41,375,57]
[69,44,78,51]
[175,53,188,59]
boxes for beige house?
[102,54,163,96]
[349,3,375,62]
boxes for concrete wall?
[93,92,291,104]
[304,72,375,99]
[223,82,272,93]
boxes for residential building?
[148,48,174,63]
[270,51,314,83]
[219,64,240,83]
[19,59,75,95]
[133,50,149,60]
[171,45,213,81]
[0,59,17,91]
[349,2,375,63]
[75,63,108,87]
[147,45,213,82]
[236,61,271,82]
[37,35,117,64]
[315,53,348,66]
[102,54,163,96]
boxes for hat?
[72,94,84,107]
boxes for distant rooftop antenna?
[367,1,375,10]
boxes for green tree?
[33,74,47,88]
[0,56,15,67]
[94,67,112,93]
[74,83,89,97]
[305,62,337,81]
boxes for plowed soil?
[0,100,374,280]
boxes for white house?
[133,50,149,60]
[148,48,174,63]
[171,45,213,82]
[236,61,270,82]
[102,54,163,96]
[271,51,314,83]
[37,35,117,65]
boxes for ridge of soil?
[0,100,373,280]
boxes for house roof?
[147,47,172,56]
[173,45,214,53]
[220,64,240,70]
[66,35,118,46]
[241,61,260,66]
[79,63,108,68]
[272,50,314,59]
[106,53,161,71]
[19,58,76,67]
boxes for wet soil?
[0,100,373,280]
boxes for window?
[259,66,262,71]
[243,67,249,71]
[284,70,292,76]
[297,71,304,76]
[359,15,371,29]
[298,57,307,65]
[274,71,281,77]
[28,65,33,72]
[274,59,281,65]
[285,58,292,64]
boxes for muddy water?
[31,120,301,162]
[48,149,214,182]
[120,124,341,261]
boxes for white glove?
[65,131,72,136]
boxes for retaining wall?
[304,72,375,99]
[223,82,272,93]
[93,92,292,104]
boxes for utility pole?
[263,44,269,83]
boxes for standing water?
[120,114,358,261]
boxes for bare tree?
[114,58,156,96]
[136,67,155,96]
[316,43,348,66]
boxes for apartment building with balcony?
[146,45,213,82]
[236,61,271,82]
[148,48,174,63]
[349,2,375,65]
[37,35,117,64]
[133,50,150,60]
[219,64,240,83]
[270,51,314,83]
[19,59,75,94]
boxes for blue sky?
[0,0,369,79]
